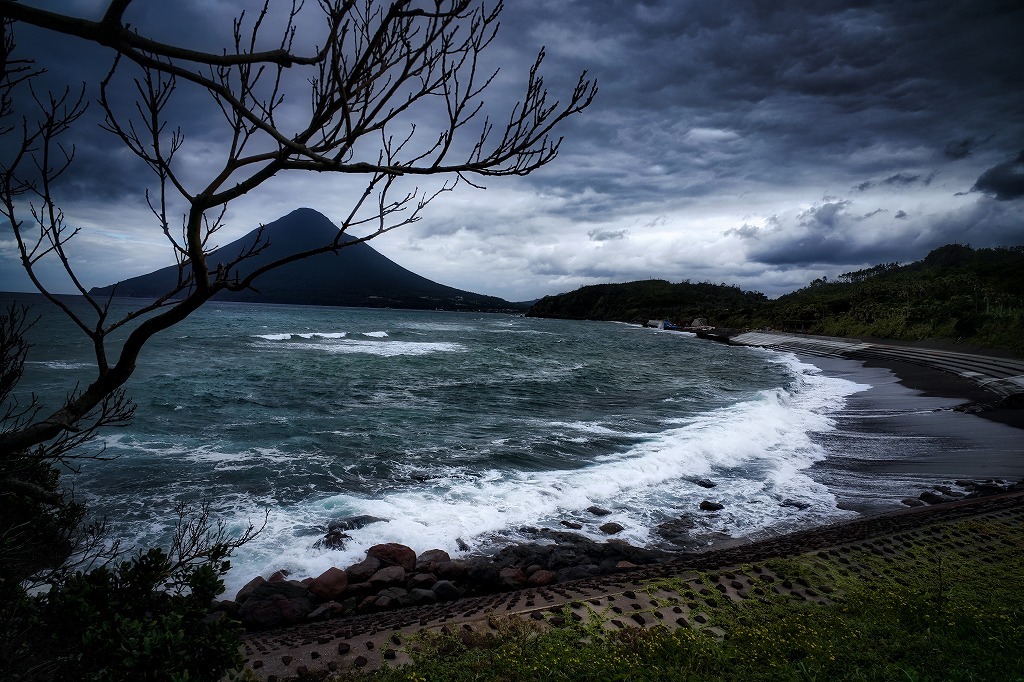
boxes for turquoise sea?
[8,294,963,595]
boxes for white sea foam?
[260,339,465,357]
[221,354,868,593]
[254,332,347,341]
[26,360,94,370]
[546,420,627,436]
[362,331,388,338]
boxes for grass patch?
[329,518,1024,681]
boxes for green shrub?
[35,547,244,681]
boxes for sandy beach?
[801,354,1024,513]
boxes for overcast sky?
[2,0,1023,301]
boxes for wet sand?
[798,353,1023,514]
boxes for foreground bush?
[1,503,256,682]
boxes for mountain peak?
[89,209,520,312]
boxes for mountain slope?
[89,208,518,311]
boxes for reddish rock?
[235,576,267,604]
[308,601,346,620]
[499,567,528,587]
[436,560,468,580]
[346,556,381,583]
[416,548,451,567]
[527,569,556,586]
[369,565,406,587]
[408,572,438,589]
[600,522,624,534]
[343,581,374,598]
[268,569,290,583]
[308,567,349,600]
[367,543,417,571]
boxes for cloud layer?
[3,0,1023,300]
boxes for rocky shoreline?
[219,477,1024,632]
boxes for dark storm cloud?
[944,137,978,160]
[5,1,1024,299]
[882,173,920,187]
[743,195,1022,268]
[972,151,1024,201]
[588,228,628,242]
[13,1,1024,211]
[501,0,1024,244]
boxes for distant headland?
[527,244,1024,355]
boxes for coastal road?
[726,331,1024,399]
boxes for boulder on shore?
[367,543,417,571]
[308,566,349,601]
[346,556,381,583]
[237,581,313,630]
[368,565,406,587]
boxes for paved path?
[727,331,1024,397]
[240,492,1024,680]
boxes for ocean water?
[11,296,871,595]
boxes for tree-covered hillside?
[756,244,1024,352]
[527,279,768,326]
[527,245,1024,354]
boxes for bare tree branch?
[0,0,595,460]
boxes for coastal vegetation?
[526,280,768,328]
[527,244,1024,354]
[354,514,1024,681]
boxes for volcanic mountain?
[89,208,518,311]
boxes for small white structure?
[646,319,665,330]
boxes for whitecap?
[218,359,867,590]
[261,339,464,357]
[25,360,94,370]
